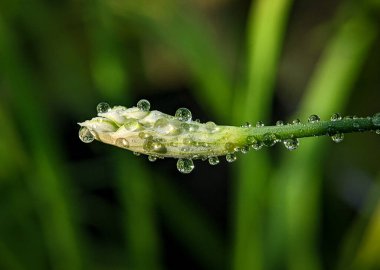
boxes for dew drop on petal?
[137,99,150,111]
[226,153,237,163]
[148,155,157,162]
[331,133,344,143]
[177,158,194,174]
[116,138,129,148]
[175,108,192,122]
[79,127,94,143]
[283,138,299,151]
[208,156,220,165]
[308,114,320,123]
[96,102,110,113]
[331,113,342,121]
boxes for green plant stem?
[243,117,378,141]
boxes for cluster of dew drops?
[79,100,380,174]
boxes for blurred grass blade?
[0,17,84,270]
[116,156,162,270]
[233,1,293,270]
[106,0,232,120]
[268,8,377,270]
[156,177,226,270]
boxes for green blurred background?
[1,0,380,269]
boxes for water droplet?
[331,133,344,143]
[262,133,278,147]
[139,132,152,139]
[372,113,380,127]
[195,119,201,123]
[116,138,129,148]
[241,122,251,128]
[124,118,140,131]
[331,113,342,121]
[283,138,299,151]
[344,115,353,120]
[226,153,237,163]
[137,99,150,111]
[175,108,192,122]
[240,145,250,154]
[308,115,320,123]
[79,127,94,143]
[183,138,193,145]
[152,142,167,153]
[353,122,360,129]
[256,121,264,127]
[97,102,110,113]
[148,155,157,162]
[177,158,194,174]
[205,121,218,133]
[133,152,141,156]
[292,119,301,125]
[224,142,235,152]
[276,120,284,126]
[376,129,380,135]
[208,156,219,165]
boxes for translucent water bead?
[137,99,151,111]
[308,114,320,123]
[97,102,110,113]
[177,158,195,174]
[208,156,220,165]
[283,138,299,150]
[79,127,94,143]
[175,108,192,122]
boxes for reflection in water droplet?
[241,122,251,128]
[373,113,380,127]
[256,121,264,127]
[205,121,218,132]
[177,158,194,174]
[241,145,250,154]
[124,119,140,131]
[283,138,299,151]
[331,113,342,121]
[225,142,235,152]
[276,120,284,126]
[97,102,110,113]
[175,108,192,122]
[262,133,278,147]
[79,127,94,143]
[226,153,237,163]
[308,115,320,123]
[331,133,344,143]
[208,156,219,165]
[148,155,157,162]
[116,138,129,148]
[137,99,150,111]
[292,119,301,125]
